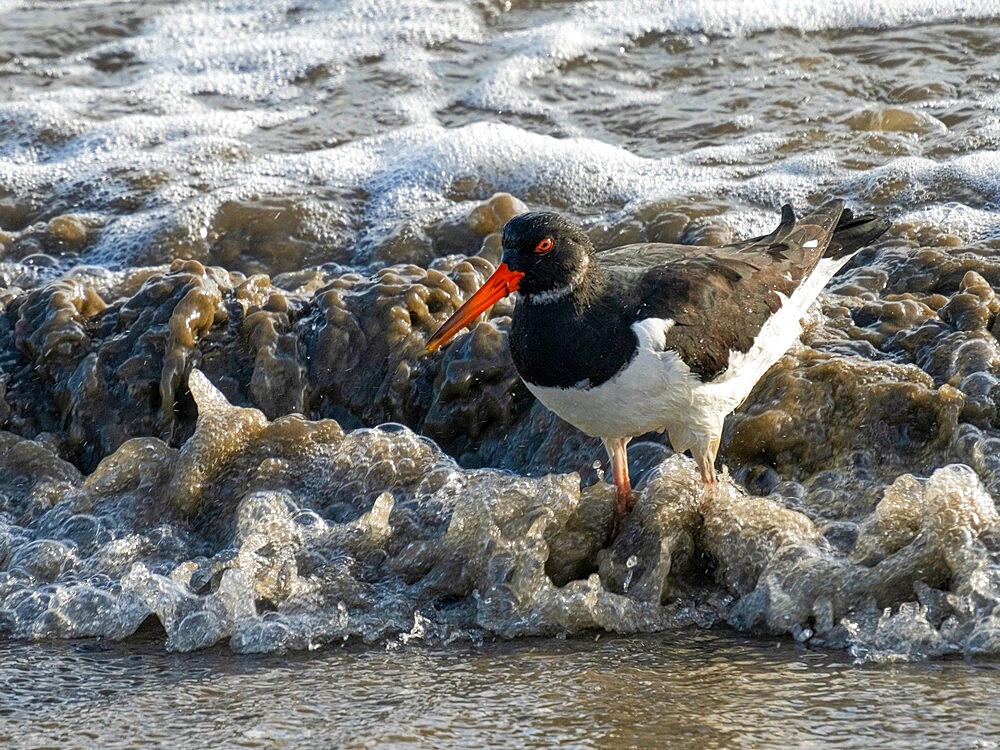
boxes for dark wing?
[598,200,848,380]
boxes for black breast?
[508,295,638,389]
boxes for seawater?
[3,0,1000,744]
[3,630,1000,749]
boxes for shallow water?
[4,630,1000,749]
[4,0,1000,742]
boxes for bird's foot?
[699,480,722,515]
[609,488,634,539]
[610,514,622,541]
[603,436,634,542]
[615,487,635,517]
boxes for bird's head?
[426,212,594,352]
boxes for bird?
[426,200,889,524]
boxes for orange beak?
[426,262,525,352]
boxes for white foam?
[83,0,482,106]
[2,0,1000,270]
[846,151,1000,239]
[8,111,1000,268]
[467,0,1000,112]
[897,203,1000,241]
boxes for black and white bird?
[427,200,889,522]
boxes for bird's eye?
[534,237,554,254]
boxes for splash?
[3,1,1000,663]
[0,364,997,659]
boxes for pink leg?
[603,437,633,521]
[693,436,721,513]
[693,436,720,484]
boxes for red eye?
[535,237,554,254]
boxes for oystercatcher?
[427,200,889,521]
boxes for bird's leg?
[603,437,633,523]
[693,436,721,512]
[692,436,720,484]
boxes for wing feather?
[599,200,847,380]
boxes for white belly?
[523,254,853,452]
[523,318,700,442]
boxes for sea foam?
[2,0,1000,273]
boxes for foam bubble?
[3,0,1000,273]
[1,366,999,659]
[85,0,482,106]
[467,0,1000,112]
[5,111,1000,274]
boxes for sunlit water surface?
[4,630,999,749]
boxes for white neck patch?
[524,254,590,305]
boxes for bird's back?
[593,200,889,381]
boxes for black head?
[425,211,596,352]
[501,212,595,298]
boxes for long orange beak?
[426,262,525,352]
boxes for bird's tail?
[824,208,891,259]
